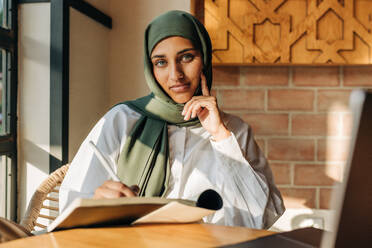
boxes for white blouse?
[59,104,285,229]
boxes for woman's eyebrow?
[151,54,165,59]
[177,48,196,54]
[151,48,196,60]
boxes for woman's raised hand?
[93,180,139,199]
[182,73,231,141]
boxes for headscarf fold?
[116,10,213,197]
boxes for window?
[0,0,17,221]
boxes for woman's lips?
[170,83,190,93]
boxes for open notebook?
[221,89,372,248]
[47,189,223,232]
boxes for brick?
[268,90,314,111]
[293,66,339,86]
[317,138,350,162]
[341,113,352,137]
[319,188,334,209]
[256,138,265,153]
[268,139,315,161]
[292,113,339,136]
[317,90,351,112]
[344,66,372,87]
[210,89,217,97]
[271,163,291,185]
[220,89,264,110]
[240,114,288,135]
[242,66,289,86]
[213,66,240,86]
[294,164,342,186]
[279,188,316,208]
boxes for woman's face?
[151,36,203,104]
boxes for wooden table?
[1,223,274,247]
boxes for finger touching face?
[151,36,203,104]
[200,73,210,97]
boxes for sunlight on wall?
[25,161,48,204]
[271,208,336,232]
[325,101,350,183]
[18,3,51,220]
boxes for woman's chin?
[174,98,190,104]
[170,94,193,104]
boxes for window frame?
[7,0,111,221]
[0,0,18,221]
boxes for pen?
[88,141,121,182]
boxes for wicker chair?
[21,164,70,232]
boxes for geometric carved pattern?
[201,0,372,64]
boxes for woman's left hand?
[182,73,231,141]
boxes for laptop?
[321,89,372,247]
[221,89,372,248]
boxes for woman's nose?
[169,63,184,81]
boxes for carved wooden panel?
[197,0,372,64]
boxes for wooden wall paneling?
[192,0,372,65]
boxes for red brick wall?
[213,66,372,209]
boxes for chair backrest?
[21,164,69,232]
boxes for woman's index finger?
[200,73,210,96]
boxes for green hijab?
[116,10,213,197]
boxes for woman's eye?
[154,60,167,67]
[181,54,194,62]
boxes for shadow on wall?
[269,98,352,232]
[21,36,50,67]
[211,65,364,231]
[19,139,62,219]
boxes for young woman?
[59,10,285,228]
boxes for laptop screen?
[322,90,372,247]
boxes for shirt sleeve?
[208,115,285,229]
[59,105,139,213]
